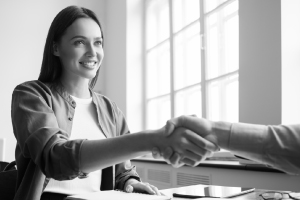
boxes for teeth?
[80,62,96,67]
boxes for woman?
[11,6,217,200]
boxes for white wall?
[102,0,144,133]
[0,0,105,162]
[101,0,127,115]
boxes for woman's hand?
[124,179,164,195]
[152,115,220,168]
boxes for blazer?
[11,80,140,200]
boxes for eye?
[74,40,85,46]
[95,40,103,46]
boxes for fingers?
[166,128,217,165]
[169,152,184,168]
[149,184,160,195]
[141,182,157,195]
[129,182,162,195]
[125,184,134,193]
[162,147,173,164]
[164,115,187,136]
[161,147,185,168]
[160,145,212,168]
[181,157,200,167]
[151,147,162,159]
[181,128,219,152]
[165,120,176,136]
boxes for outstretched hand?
[152,115,220,168]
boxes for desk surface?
[159,185,286,200]
[133,157,282,173]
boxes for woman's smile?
[79,61,98,69]
[54,18,104,82]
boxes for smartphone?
[173,185,255,199]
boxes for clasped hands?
[152,115,220,168]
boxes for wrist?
[211,121,232,149]
[142,128,166,153]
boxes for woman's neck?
[60,78,91,99]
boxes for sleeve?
[112,104,141,190]
[229,123,300,175]
[11,82,86,180]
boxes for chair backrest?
[0,161,17,200]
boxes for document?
[65,190,171,200]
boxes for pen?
[173,193,219,199]
[224,188,255,198]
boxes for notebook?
[65,190,171,200]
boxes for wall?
[0,0,105,162]
[102,0,144,133]
[101,0,127,115]
[239,0,282,125]
[239,0,300,125]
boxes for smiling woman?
[10,5,218,200]
[52,18,104,98]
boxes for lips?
[79,61,97,69]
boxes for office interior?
[0,0,300,192]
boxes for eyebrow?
[70,35,103,41]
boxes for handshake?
[150,115,229,168]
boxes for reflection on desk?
[160,185,292,200]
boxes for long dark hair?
[38,6,104,89]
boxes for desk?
[160,185,280,200]
[132,158,300,191]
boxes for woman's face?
[54,18,104,83]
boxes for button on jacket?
[11,80,140,200]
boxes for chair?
[0,161,17,200]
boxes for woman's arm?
[80,126,215,173]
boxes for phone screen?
[202,186,254,198]
[173,185,254,198]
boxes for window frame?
[143,0,239,130]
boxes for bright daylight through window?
[144,0,239,132]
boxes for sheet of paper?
[65,190,171,200]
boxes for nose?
[86,43,97,57]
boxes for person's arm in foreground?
[153,115,300,175]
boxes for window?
[144,0,239,130]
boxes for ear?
[52,42,60,56]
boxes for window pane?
[207,74,238,122]
[174,85,202,117]
[207,80,220,121]
[206,1,239,79]
[225,76,238,122]
[224,2,239,72]
[146,0,170,49]
[173,0,200,33]
[146,42,170,98]
[146,96,171,129]
[174,22,201,90]
[206,14,220,79]
[205,0,227,13]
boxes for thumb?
[165,120,176,136]
[152,147,162,159]
[165,115,195,136]
[125,185,134,193]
